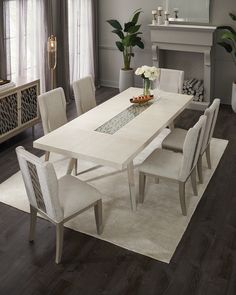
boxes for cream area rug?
[0,129,228,263]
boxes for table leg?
[66,158,76,175]
[127,161,137,211]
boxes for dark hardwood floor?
[0,87,236,295]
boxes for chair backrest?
[16,146,64,223]
[201,98,220,154]
[179,115,207,181]
[155,68,184,94]
[38,87,67,134]
[72,75,96,116]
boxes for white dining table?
[34,87,193,210]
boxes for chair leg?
[45,151,50,162]
[94,199,103,235]
[197,154,203,184]
[206,144,211,169]
[29,205,37,242]
[74,159,78,176]
[139,172,146,203]
[178,181,187,216]
[168,122,175,131]
[55,223,64,264]
[190,167,198,196]
[66,158,76,175]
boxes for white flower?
[135,65,159,81]
[135,67,144,75]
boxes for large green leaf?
[218,26,236,36]
[127,25,141,34]
[221,31,236,42]
[112,29,124,39]
[122,35,132,47]
[107,19,122,30]
[218,41,233,53]
[131,10,142,25]
[124,22,135,32]
[116,41,124,52]
[229,13,236,21]
[136,40,144,49]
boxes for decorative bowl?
[130,94,154,104]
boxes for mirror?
[160,0,210,23]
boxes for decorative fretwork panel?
[0,94,18,135]
[27,161,46,212]
[21,86,38,124]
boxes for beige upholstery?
[72,75,96,116]
[162,99,220,182]
[16,146,103,263]
[139,115,206,215]
[38,87,67,135]
[155,68,184,94]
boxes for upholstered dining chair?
[162,99,220,183]
[72,75,96,116]
[139,115,206,216]
[16,146,103,264]
[155,68,184,94]
[38,87,77,174]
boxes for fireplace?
[149,24,216,110]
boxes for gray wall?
[99,0,236,104]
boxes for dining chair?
[154,68,184,130]
[72,75,96,116]
[155,68,184,94]
[139,115,206,216]
[162,98,220,183]
[16,146,103,264]
[38,87,77,174]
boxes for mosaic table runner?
[95,103,152,135]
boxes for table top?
[34,87,192,169]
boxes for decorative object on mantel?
[135,65,160,95]
[151,10,157,25]
[157,7,163,25]
[173,8,179,19]
[164,11,170,25]
[106,9,144,92]
[183,79,204,102]
[217,13,236,112]
[47,35,57,90]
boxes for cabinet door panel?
[0,94,18,135]
[21,85,38,124]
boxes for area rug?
[0,129,228,263]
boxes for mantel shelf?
[148,24,217,32]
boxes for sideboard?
[0,78,40,143]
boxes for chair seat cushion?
[162,128,187,152]
[139,148,183,180]
[58,175,101,219]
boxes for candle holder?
[164,11,170,25]
[174,8,179,19]
[157,6,163,25]
[151,10,157,25]
[47,35,57,90]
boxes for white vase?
[119,69,134,92]
[232,82,236,113]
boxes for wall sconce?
[47,35,57,90]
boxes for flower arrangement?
[135,66,160,95]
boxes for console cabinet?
[0,79,40,143]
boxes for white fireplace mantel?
[149,24,216,109]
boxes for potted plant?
[218,13,236,112]
[107,9,144,92]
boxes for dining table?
[34,87,193,210]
